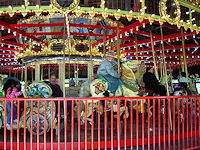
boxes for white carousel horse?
[79,60,144,124]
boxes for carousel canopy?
[0,0,199,72]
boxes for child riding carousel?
[97,51,121,97]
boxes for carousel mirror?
[166,0,177,19]
[75,44,89,52]
[56,0,74,8]
[51,43,66,52]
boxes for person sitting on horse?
[97,51,120,97]
[179,72,192,95]
[143,66,166,96]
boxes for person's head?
[181,72,186,77]
[105,51,114,62]
[146,66,154,73]
[50,74,57,85]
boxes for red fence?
[0,95,200,150]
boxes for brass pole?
[21,63,24,81]
[88,27,94,82]
[14,69,16,78]
[181,28,188,77]
[150,30,159,80]
[9,70,11,77]
[48,64,50,79]
[65,14,72,98]
[117,21,121,74]
[17,70,18,80]
[135,34,139,70]
[160,25,169,96]
[41,65,43,81]
[169,64,173,90]
[103,27,106,57]
[32,66,34,82]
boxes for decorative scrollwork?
[159,0,181,25]
[50,0,80,13]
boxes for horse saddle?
[96,74,123,96]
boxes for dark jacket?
[49,83,63,97]
[143,72,160,90]
[143,72,166,96]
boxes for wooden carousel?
[0,0,199,137]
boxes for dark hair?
[146,66,152,72]
[181,72,186,77]
[50,73,57,78]
[9,81,17,95]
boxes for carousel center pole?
[65,13,72,98]
[150,29,159,80]
[181,28,188,77]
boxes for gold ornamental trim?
[159,0,181,25]
[50,0,80,13]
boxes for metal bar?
[98,99,101,150]
[103,28,106,57]
[158,98,161,150]
[44,100,47,150]
[191,98,193,147]
[111,99,114,150]
[136,99,139,150]
[173,98,176,150]
[17,100,20,150]
[85,100,87,150]
[148,99,150,150]
[4,100,6,150]
[124,99,127,150]
[182,98,185,149]
[30,101,33,150]
[117,21,121,74]
[153,99,155,150]
[51,101,54,150]
[178,98,180,150]
[168,98,171,150]
[37,100,40,150]
[186,98,189,148]
[64,100,67,150]
[71,101,74,150]
[91,100,94,150]
[104,99,107,150]
[11,101,13,150]
[142,99,144,150]
[181,28,188,77]
[131,99,133,150]
[194,98,197,147]
[199,97,200,147]
[117,98,121,150]
[78,100,81,150]
[57,100,60,150]
[24,100,26,150]
[150,29,159,80]
[163,98,166,150]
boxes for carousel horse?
[79,60,144,124]
[0,74,8,97]
[0,75,8,128]
[19,82,56,135]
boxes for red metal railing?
[0,95,200,150]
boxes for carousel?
[0,0,199,138]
